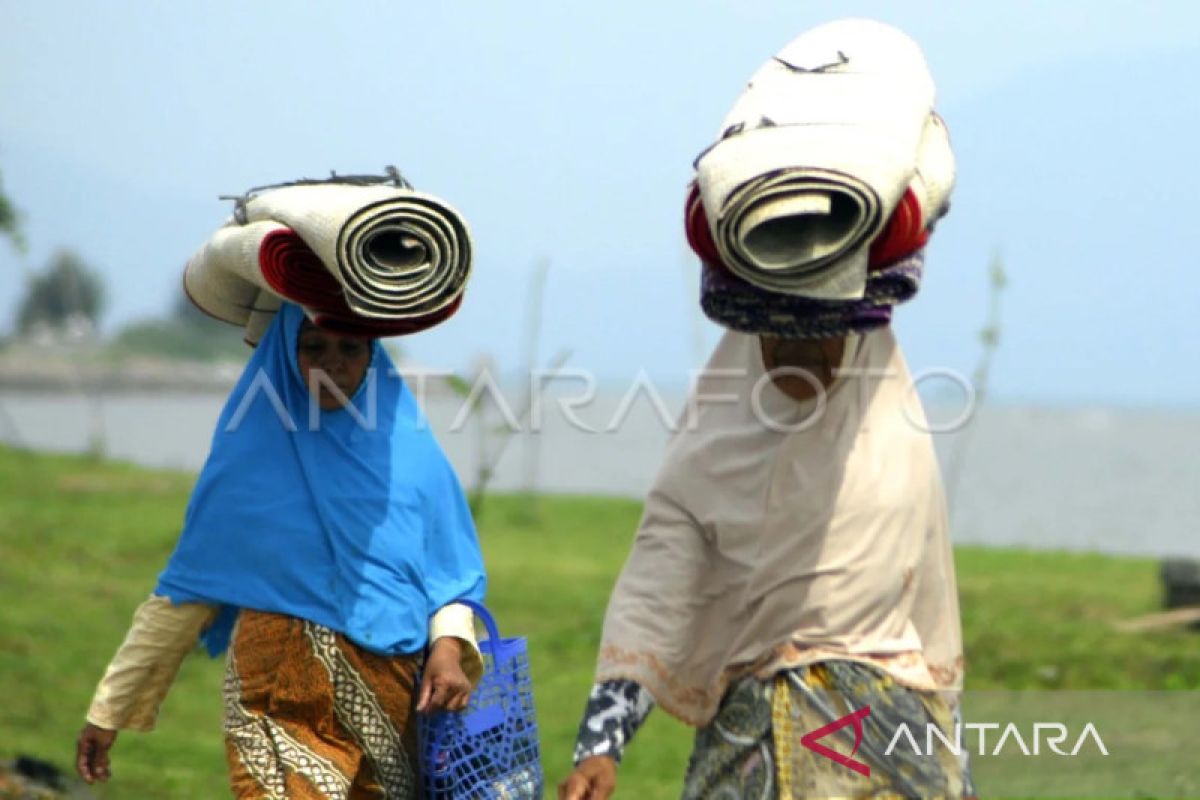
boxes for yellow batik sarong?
[682,661,973,799]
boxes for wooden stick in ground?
[1112,606,1200,633]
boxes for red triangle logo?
[799,705,871,777]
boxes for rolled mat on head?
[688,179,927,338]
[182,168,472,344]
[693,18,954,301]
[244,183,471,319]
[183,222,286,328]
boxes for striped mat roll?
[183,221,287,328]
[182,177,473,344]
[694,18,940,301]
[245,184,472,320]
[255,227,464,340]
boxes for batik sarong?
[223,610,422,799]
[682,661,974,799]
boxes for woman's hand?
[558,756,617,800]
[75,723,118,784]
[417,637,472,713]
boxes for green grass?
[1,446,1198,798]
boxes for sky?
[2,1,1198,406]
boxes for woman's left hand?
[417,637,472,713]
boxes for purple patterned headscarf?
[699,250,924,339]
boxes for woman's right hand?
[558,756,617,800]
[76,723,118,784]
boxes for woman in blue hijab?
[75,303,487,799]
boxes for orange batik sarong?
[223,609,422,799]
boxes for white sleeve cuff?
[429,602,484,687]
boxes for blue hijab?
[156,303,485,656]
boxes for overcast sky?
[2,1,1198,406]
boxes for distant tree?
[944,252,1008,517]
[112,291,246,362]
[0,169,23,250]
[16,250,106,334]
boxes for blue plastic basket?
[419,600,543,799]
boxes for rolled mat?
[182,221,288,328]
[687,180,929,276]
[687,179,932,339]
[694,18,942,300]
[182,175,473,343]
[184,223,465,344]
[244,183,472,320]
[256,228,463,338]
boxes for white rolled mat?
[182,221,288,326]
[244,184,472,319]
[696,18,938,300]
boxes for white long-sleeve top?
[86,596,481,731]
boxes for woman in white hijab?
[560,18,972,797]
[559,326,971,799]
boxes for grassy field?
[1,445,1198,798]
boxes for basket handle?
[451,599,503,654]
[443,599,520,738]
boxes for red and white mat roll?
[183,181,472,344]
[693,18,954,301]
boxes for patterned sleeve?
[572,679,656,765]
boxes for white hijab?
[595,327,963,726]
